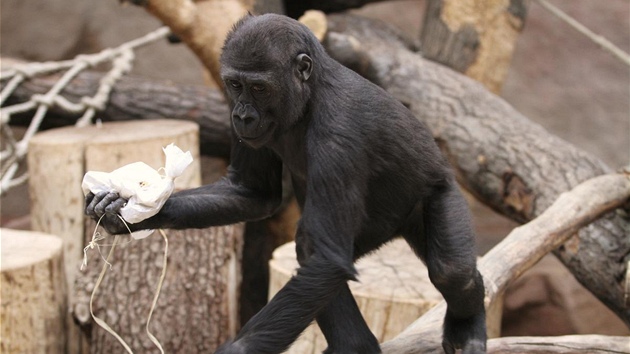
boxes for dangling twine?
[147,229,168,354]
[89,232,132,353]
[84,214,168,354]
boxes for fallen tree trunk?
[378,171,630,353]
[324,13,630,326]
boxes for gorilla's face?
[222,70,279,148]
[220,15,314,149]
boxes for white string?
[89,234,134,354]
[85,214,168,353]
[146,229,169,354]
[82,231,112,271]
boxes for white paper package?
[82,143,193,238]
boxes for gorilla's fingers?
[105,197,127,214]
[93,192,120,217]
[86,191,108,217]
[442,342,456,354]
[84,192,96,215]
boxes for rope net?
[0,26,170,196]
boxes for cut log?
[269,239,502,352]
[28,120,244,353]
[1,228,66,353]
[75,226,244,354]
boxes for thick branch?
[480,173,630,296]
[380,172,630,353]
[325,13,630,325]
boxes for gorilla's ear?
[295,54,313,81]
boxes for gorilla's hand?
[85,191,130,234]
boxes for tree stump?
[28,120,201,304]
[269,239,503,353]
[28,120,243,353]
[1,228,66,353]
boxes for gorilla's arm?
[85,141,283,233]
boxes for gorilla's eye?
[228,80,242,90]
[251,84,266,93]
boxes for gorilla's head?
[220,14,321,148]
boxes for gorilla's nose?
[233,104,259,126]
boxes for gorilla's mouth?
[238,122,276,146]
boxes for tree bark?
[27,120,244,353]
[324,13,630,325]
[75,226,243,353]
[420,0,527,93]
[28,120,202,295]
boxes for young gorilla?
[86,14,486,354]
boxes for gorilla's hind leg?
[404,181,487,354]
[316,284,380,354]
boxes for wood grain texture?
[1,229,66,353]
